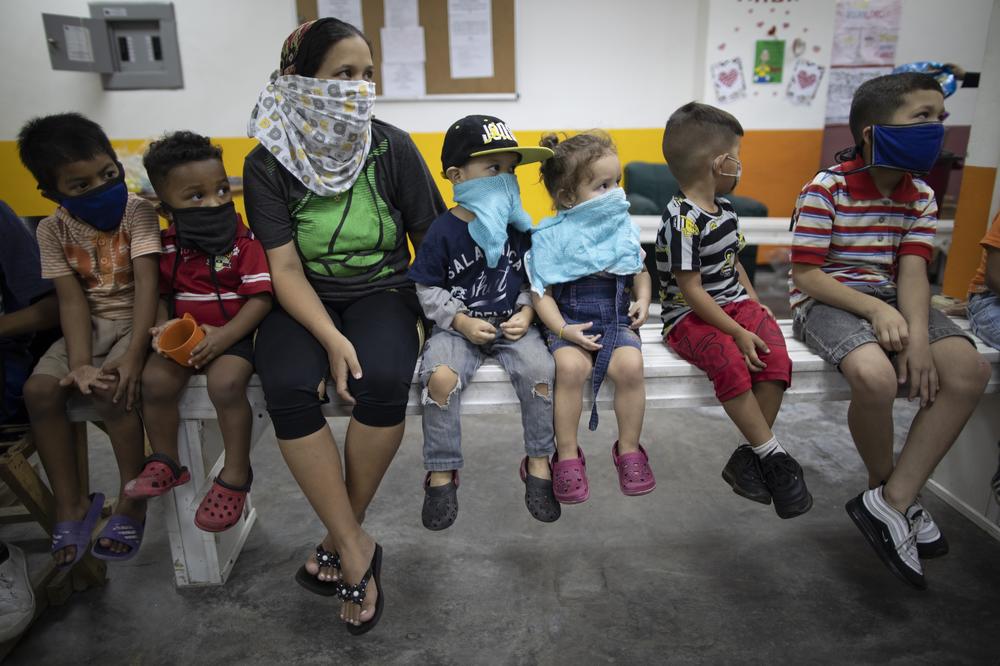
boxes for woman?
[244,18,445,633]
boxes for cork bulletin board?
[294,0,516,96]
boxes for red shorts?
[665,299,792,402]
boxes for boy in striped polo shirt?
[791,73,990,589]
[657,102,812,520]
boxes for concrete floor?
[4,398,1000,665]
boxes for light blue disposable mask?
[453,173,534,268]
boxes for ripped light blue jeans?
[418,325,555,471]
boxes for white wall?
[701,0,837,130]
[0,0,297,139]
[376,0,702,132]
[0,0,995,140]
[896,0,995,126]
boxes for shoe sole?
[774,491,813,519]
[555,490,590,505]
[621,482,656,497]
[845,497,927,590]
[721,469,772,505]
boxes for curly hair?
[537,130,616,209]
[143,130,223,192]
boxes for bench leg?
[926,393,1000,541]
[162,412,263,587]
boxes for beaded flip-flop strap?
[337,569,372,605]
[315,544,341,570]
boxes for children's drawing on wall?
[824,66,891,123]
[786,59,824,105]
[711,57,748,104]
[753,40,784,83]
[830,0,901,66]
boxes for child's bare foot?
[53,495,95,566]
[97,497,146,555]
[427,470,453,487]
[218,463,251,490]
[303,534,341,582]
[337,532,378,627]
[526,455,551,480]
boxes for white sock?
[752,436,784,459]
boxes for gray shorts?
[793,285,974,366]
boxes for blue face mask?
[453,173,534,268]
[52,173,129,231]
[870,122,944,175]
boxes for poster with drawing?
[753,40,785,83]
[831,0,901,66]
[825,66,892,123]
[786,59,825,105]
[711,57,747,104]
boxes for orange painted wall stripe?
[942,164,997,298]
[0,127,824,225]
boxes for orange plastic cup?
[158,312,205,366]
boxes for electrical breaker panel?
[43,3,183,90]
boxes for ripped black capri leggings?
[254,289,421,439]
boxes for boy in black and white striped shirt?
[656,102,811,519]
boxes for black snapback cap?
[441,115,553,171]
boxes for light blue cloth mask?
[526,188,642,295]
[453,173,534,268]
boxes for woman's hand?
[326,333,363,404]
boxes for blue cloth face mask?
[526,187,643,295]
[453,173,534,268]
[50,172,129,232]
[870,122,944,175]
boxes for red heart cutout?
[757,20,764,27]
[797,71,817,88]
[767,25,777,36]
[783,22,790,28]
[719,70,739,87]
[718,42,726,50]
[812,45,821,52]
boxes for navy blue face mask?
[869,122,945,175]
[48,170,129,232]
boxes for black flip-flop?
[341,543,384,636]
[294,544,341,596]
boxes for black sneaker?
[721,444,771,505]
[759,451,812,518]
[907,500,949,559]
[846,487,925,589]
[422,471,459,531]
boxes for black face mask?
[166,201,239,256]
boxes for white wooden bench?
[632,216,956,251]
[66,311,999,587]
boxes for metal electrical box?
[42,3,183,90]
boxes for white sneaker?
[846,486,925,589]
[907,500,949,559]
[0,544,35,642]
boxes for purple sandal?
[51,492,105,570]
[552,447,590,504]
[91,514,145,562]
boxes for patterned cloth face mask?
[248,74,376,196]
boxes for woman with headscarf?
[244,18,445,633]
